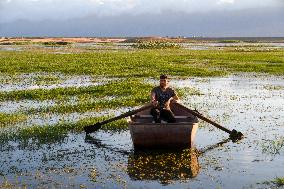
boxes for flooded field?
[0,73,283,188]
[1,41,284,53]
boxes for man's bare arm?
[150,92,158,106]
[171,95,180,103]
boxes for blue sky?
[0,0,283,37]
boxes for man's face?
[160,79,169,88]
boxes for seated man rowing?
[150,74,180,123]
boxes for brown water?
[0,74,284,188]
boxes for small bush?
[132,40,181,49]
[42,41,71,46]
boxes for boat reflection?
[127,148,200,185]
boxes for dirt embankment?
[0,37,127,43]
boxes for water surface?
[1,74,284,189]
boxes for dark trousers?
[150,108,176,123]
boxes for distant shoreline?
[1,36,284,43]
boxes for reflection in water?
[127,149,200,185]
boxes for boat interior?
[130,103,198,124]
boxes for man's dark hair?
[160,74,168,79]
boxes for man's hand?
[171,98,180,103]
[152,100,159,107]
[170,95,180,104]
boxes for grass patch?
[132,40,181,49]
[0,78,153,102]
[263,85,284,90]
[0,113,27,128]
[273,177,284,186]
[260,177,284,187]
[218,40,241,43]
[41,41,71,46]
[261,137,284,156]
[176,87,204,96]
[2,48,283,77]
[0,116,128,145]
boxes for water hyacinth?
[0,113,27,128]
[132,40,181,49]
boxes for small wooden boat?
[128,103,198,150]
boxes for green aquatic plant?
[0,41,32,45]
[273,177,284,186]
[132,40,181,49]
[41,41,71,46]
[127,148,199,185]
[218,40,241,43]
[1,48,283,77]
[261,137,284,156]
[176,87,204,96]
[260,177,284,187]
[32,74,63,85]
[263,85,284,90]
[0,78,153,102]
[0,113,27,128]
[0,116,128,145]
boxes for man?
[150,74,180,123]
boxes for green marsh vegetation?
[260,177,284,187]
[273,177,284,186]
[0,48,283,76]
[0,113,27,128]
[127,148,199,184]
[0,116,128,146]
[261,137,284,156]
[132,40,181,49]
[0,44,283,143]
[218,40,241,43]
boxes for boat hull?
[128,103,198,149]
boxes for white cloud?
[0,0,281,23]
[217,0,235,4]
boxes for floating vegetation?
[218,40,241,43]
[0,116,128,145]
[41,41,71,46]
[0,113,27,128]
[176,87,204,96]
[132,40,181,49]
[261,137,284,156]
[0,41,31,45]
[127,149,199,185]
[260,177,284,188]
[1,48,283,77]
[0,72,98,92]
[263,84,284,90]
[0,78,147,102]
[273,177,284,186]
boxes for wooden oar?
[175,103,244,141]
[84,103,153,134]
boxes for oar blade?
[229,129,244,142]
